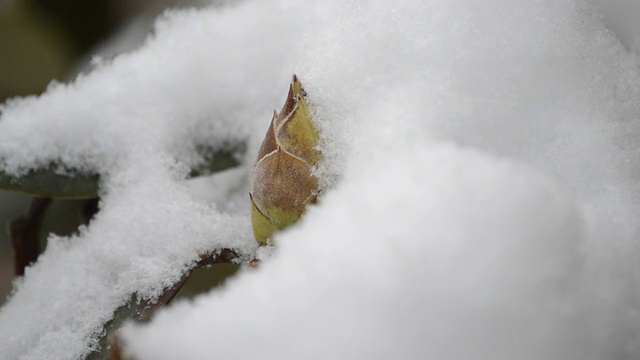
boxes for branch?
[143,248,241,319]
[88,248,243,360]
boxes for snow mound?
[1,0,640,359]
[124,142,592,360]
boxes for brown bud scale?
[250,76,321,244]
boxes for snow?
[0,168,251,359]
[598,0,640,52]
[0,0,640,359]
[125,143,590,359]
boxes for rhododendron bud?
[250,75,321,244]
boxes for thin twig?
[144,248,241,317]
[105,248,246,360]
[197,248,240,267]
[143,274,190,320]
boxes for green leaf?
[0,143,246,199]
[0,167,100,199]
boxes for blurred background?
[0,0,235,305]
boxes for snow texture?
[1,0,640,359]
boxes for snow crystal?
[1,0,640,359]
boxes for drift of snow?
[126,141,591,359]
[1,0,640,359]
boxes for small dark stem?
[7,197,52,276]
[143,273,190,320]
[144,248,241,316]
[197,248,240,267]
[105,248,243,360]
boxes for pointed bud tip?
[290,74,306,99]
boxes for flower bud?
[250,75,320,244]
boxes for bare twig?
[197,248,240,267]
[103,248,243,360]
[143,248,241,317]
[7,197,52,276]
[142,274,190,320]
